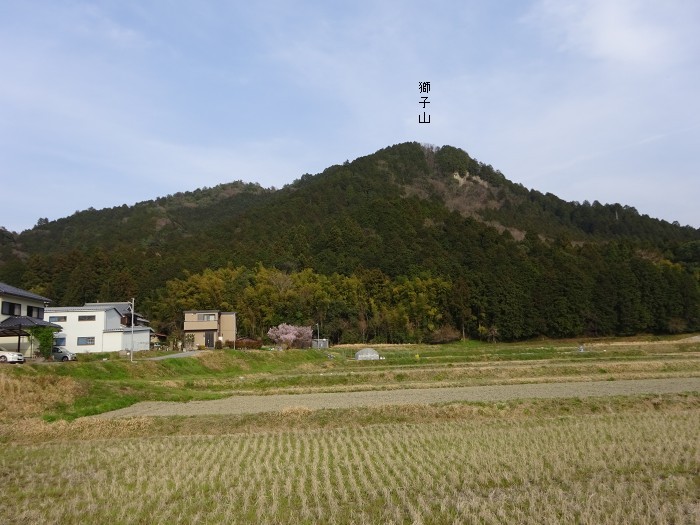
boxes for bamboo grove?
[146,244,699,344]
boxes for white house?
[45,302,151,354]
[0,282,61,355]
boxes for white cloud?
[524,0,689,68]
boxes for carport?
[0,316,62,354]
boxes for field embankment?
[96,377,700,418]
[1,336,699,421]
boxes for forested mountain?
[1,142,699,342]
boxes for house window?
[77,337,95,346]
[1,301,21,316]
[78,315,96,321]
[54,337,66,346]
[27,306,45,319]
[197,313,217,321]
[49,316,67,322]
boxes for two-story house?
[0,281,59,355]
[183,310,237,348]
[45,302,152,354]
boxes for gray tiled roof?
[0,315,61,337]
[0,282,52,303]
[85,302,140,317]
[0,316,61,329]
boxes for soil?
[96,377,700,419]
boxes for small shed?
[355,347,381,361]
[312,338,329,349]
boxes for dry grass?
[0,373,83,418]
[1,393,697,442]
[2,405,697,524]
[279,405,314,417]
[194,349,250,371]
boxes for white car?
[0,347,25,364]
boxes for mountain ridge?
[1,142,698,341]
[2,142,696,249]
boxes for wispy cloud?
[523,0,689,68]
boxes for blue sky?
[1,0,698,232]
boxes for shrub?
[235,338,262,349]
[427,325,461,344]
[28,326,57,359]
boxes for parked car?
[0,347,25,364]
[52,346,77,362]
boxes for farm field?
[0,336,698,524]
[3,400,698,524]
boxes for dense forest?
[1,142,698,343]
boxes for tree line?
[147,243,700,344]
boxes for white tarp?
[355,347,381,360]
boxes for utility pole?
[130,297,135,363]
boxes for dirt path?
[96,377,700,419]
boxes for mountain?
[1,142,699,341]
